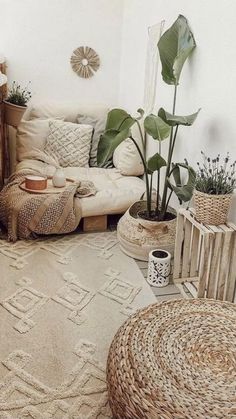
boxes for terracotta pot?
[25,175,47,191]
[4,101,27,127]
[117,200,177,261]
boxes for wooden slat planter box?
[173,208,236,302]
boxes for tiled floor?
[135,259,192,301]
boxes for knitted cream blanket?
[0,170,97,242]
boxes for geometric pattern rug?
[0,231,155,418]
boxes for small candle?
[25,175,47,190]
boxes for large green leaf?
[144,114,171,140]
[147,153,167,173]
[168,163,196,203]
[105,108,135,131]
[158,15,196,85]
[171,162,181,186]
[158,108,200,126]
[97,128,130,167]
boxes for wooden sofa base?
[83,215,107,232]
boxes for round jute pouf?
[107,299,236,419]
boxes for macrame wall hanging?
[70,46,100,79]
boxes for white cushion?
[77,114,106,167]
[16,118,55,162]
[27,101,109,123]
[16,160,146,217]
[113,138,144,176]
[44,120,93,167]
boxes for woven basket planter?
[107,299,236,419]
[117,200,176,261]
[194,189,233,225]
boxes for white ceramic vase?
[147,249,171,287]
[52,168,66,187]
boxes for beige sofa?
[15,102,145,219]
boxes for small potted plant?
[194,152,236,225]
[4,81,31,127]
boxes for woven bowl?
[107,299,236,419]
[194,189,232,225]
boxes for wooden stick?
[198,234,210,298]
[181,218,192,278]
[190,226,200,277]
[217,229,232,300]
[173,211,184,279]
[174,276,199,284]
[184,281,198,298]
[226,232,236,302]
[207,231,222,299]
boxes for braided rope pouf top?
[107,299,236,419]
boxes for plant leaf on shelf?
[158,108,200,126]
[158,14,196,85]
[144,114,171,140]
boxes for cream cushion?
[113,138,144,176]
[27,101,109,124]
[44,120,93,167]
[77,114,106,167]
[16,160,146,217]
[16,118,56,162]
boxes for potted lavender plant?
[194,152,236,225]
[4,81,31,127]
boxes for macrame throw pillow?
[44,120,93,167]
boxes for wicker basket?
[194,189,232,225]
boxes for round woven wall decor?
[70,46,100,78]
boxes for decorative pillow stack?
[44,120,93,167]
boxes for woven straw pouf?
[107,299,236,419]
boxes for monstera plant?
[97,15,199,222]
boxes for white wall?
[1,0,236,219]
[119,0,236,221]
[0,0,124,106]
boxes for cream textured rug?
[0,231,155,418]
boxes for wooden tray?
[19,177,75,194]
